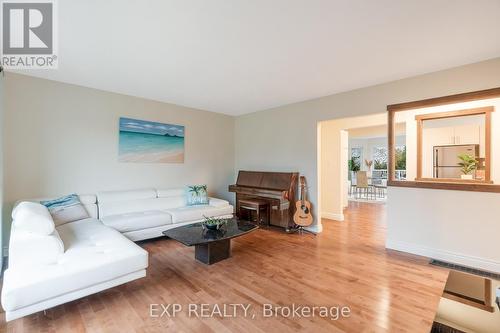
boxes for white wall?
[235,57,500,232]
[387,186,500,272]
[3,73,235,246]
[386,97,500,274]
[347,123,405,139]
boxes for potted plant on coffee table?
[202,215,228,230]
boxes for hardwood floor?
[1,202,449,332]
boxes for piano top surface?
[234,170,298,191]
[229,184,285,192]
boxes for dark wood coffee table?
[162,218,258,265]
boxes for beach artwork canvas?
[119,117,184,163]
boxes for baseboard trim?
[386,239,500,274]
[321,212,344,221]
[304,223,323,234]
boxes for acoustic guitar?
[293,176,313,227]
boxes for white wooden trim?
[386,240,500,274]
[321,212,345,221]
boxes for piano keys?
[229,170,299,229]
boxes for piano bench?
[238,199,269,226]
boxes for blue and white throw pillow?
[40,194,89,226]
[186,185,209,206]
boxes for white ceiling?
[18,0,500,115]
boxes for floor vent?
[429,259,500,280]
[431,322,466,333]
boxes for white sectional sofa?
[1,188,233,321]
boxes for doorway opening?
[347,124,406,203]
[317,113,406,221]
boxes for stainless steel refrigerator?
[433,144,479,179]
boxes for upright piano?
[229,171,299,229]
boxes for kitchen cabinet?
[454,124,480,145]
[422,124,480,145]
[423,127,455,145]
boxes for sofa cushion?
[156,188,185,198]
[12,202,55,235]
[97,188,156,203]
[101,210,172,233]
[208,197,230,208]
[165,205,233,224]
[1,218,148,312]
[98,189,187,217]
[78,194,97,205]
[9,229,65,266]
[77,194,98,220]
[100,197,187,217]
[156,188,186,207]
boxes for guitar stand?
[287,225,316,235]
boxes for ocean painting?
[119,117,184,163]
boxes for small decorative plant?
[202,215,228,230]
[364,159,373,170]
[457,154,477,178]
[349,157,360,172]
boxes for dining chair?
[355,171,374,199]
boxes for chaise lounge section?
[1,195,149,322]
[1,188,234,321]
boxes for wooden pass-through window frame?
[387,87,500,193]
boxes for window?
[372,147,387,170]
[349,147,362,171]
[394,145,407,180]
[395,145,406,170]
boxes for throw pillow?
[40,194,90,226]
[186,185,209,206]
